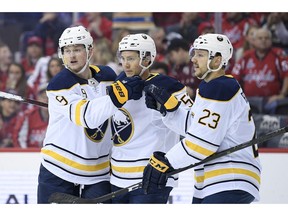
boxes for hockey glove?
[145,91,167,115]
[107,76,144,108]
[142,151,174,194]
[144,84,180,116]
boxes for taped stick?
[0,91,48,108]
[48,125,288,204]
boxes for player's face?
[62,44,87,73]
[191,49,209,79]
[120,51,142,77]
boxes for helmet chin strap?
[197,59,223,80]
[138,57,152,77]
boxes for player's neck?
[77,67,92,80]
[141,70,150,80]
[204,70,225,82]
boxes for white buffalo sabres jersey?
[110,72,193,188]
[41,65,117,185]
[165,75,261,201]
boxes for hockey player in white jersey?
[142,33,262,203]
[37,26,144,203]
[109,33,193,203]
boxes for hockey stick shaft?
[168,125,288,175]
[0,91,48,108]
[48,125,288,204]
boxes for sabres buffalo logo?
[85,119,109,142]
[111,108,134,146]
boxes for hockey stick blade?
[0,91,48,108]
[48,125,288,204]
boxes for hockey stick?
[0,91,48,108]
[48,125,288,204]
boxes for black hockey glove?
[107,76,144,108]
[142,151,174,194]
[144,84,180,116]
[145,91,167,115]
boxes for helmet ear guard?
[58,47,63,59]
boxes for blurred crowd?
[1,12,288,148]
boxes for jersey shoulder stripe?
[91,65,117,82]
[198,75,240,101]
[47,65,117,91]
[47,69,80,91]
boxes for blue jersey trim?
[198,76,240,101]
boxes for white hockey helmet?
[58,25,93,74]
[190,33,233,68]
[59,25,93,49]
[118,33,157,70]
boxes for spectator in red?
[6,63,35,97]
[197,21,215,36]
[221,13,258,50]
[13,84,48,148]
[27,55,51,93]
[46,56,64,82]
[166,38,201,100]
[0,90,22,148]
[231,28,288,113]
[75,12,112,41]
[213,13,258,73]
[27,54,63,93]
[235,25,259,62]
[21,36,44,77]
[0,42,12,91]
[5,62,36,111]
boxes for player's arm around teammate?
[38,26,144,204]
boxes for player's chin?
[194,70,202,78]
[68,65,82,73]
[125,72,135,77]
